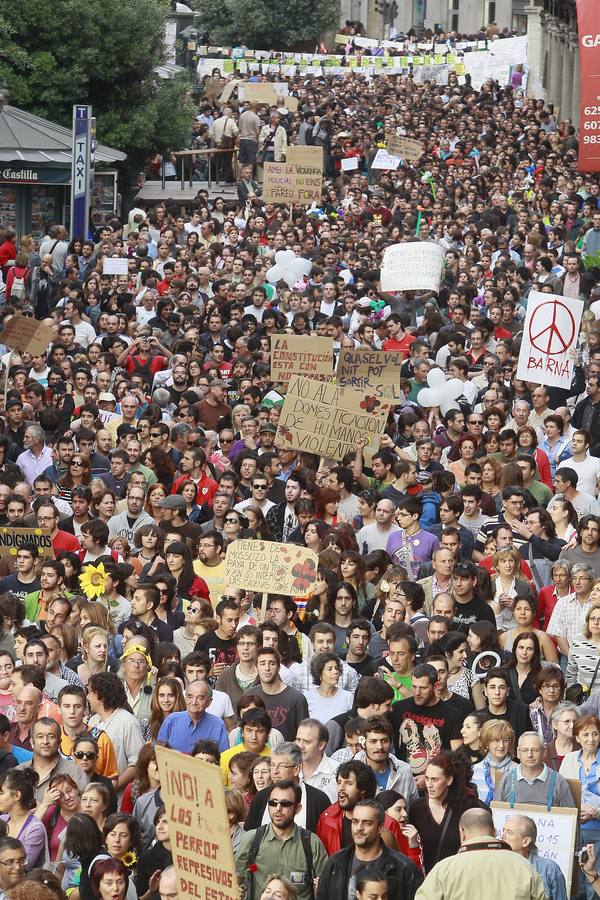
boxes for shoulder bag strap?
[589,655,600,693]
[433,807,454,865]
[546,767,558,811]
[299,828,315,896]
[246,824,268,900]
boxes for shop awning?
[0,102,126,165]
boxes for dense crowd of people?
[0,41,599,900]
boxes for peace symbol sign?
[529,300,576,356]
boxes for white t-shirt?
[305,687,353,723]
[208,689,234,720]
[567,455,600,497]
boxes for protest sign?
[271,334,333,382]
[516,290,583,389]
[380,242,445,292]
[156,746,239,900]
[336,349,404,401]
[224,540,318,596]
[287,145,323,171]
[386,134,422,161]
[371,149,401,170]
[0,317,54,357]
[203,76,222,100]
[241,82,277,104]
[263,161,322,204]
[0,527,52,559]
[341,156,359,171]
[277,374,389,463]
[491,802,577,888]
[219,80,239,102]
[283,95,299,112]
[102,258,129,275]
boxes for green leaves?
[0,0,193,172]
[190,0,336,50]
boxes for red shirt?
[382,333,416,359]
[171,471,218,506]
[52,530,81,554]
[124,354,167,378]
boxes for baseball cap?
[5,398,23,409]
[259,423,277,434]
[98,392,116,403]
[158,495,187,511]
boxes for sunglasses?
[150,433,162,438]
[74,750,98,760]
[220,438,233,444]
[267,799,295,808]
[71,460,85,467]
[225,517,240,524]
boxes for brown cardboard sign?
[1,317,54,357]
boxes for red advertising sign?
[577,0,600,172]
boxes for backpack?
[244,823,315,900]
[304,125,315,146]
[10,269,27,302]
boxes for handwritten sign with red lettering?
[156,746,239,900]
[516,290,583,389]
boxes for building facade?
[525,0,578,125]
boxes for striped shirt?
[566,633,600,691]
[547,593,593,646]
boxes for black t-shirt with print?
[390,697,462,776]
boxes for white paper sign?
[103,258,129,275]
[491,802,577,889]
[380,242,445,293]
[516,289,583,389]
[341,157,359,171]
[370,149,401,170]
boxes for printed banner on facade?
[277,374,389,463]
[1,317,55,357]
[336,349,404,401]
[271,334,333,382]
[0,527,53,558]
[380,242,445,292]
[577,0,600,172]
[516,290,583,389]
[156,746,239,900]
[225,540,318,596]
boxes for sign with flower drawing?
[224,540,318,597]
[0,527,52,558]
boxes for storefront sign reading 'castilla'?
[1,168,40,182]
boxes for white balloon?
[427,368,446,389]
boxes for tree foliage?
[190,0,336,50]
[0,0,194,171]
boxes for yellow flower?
[120,850,138,869]
[79,562,108,599]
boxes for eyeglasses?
[73,750,98,760]
[220,438,233,444]
[70,460,85,467]
[269,762,295,771]
[221,595,238,601]
[150,432,163,438]
[252,484,268,490]
[267,799,295,808]
[225,517,240,524]
[0,857,26,869]
[188,607,202,615]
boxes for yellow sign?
[271,335,333,382]
[0,527,53,558]
[156,746,239,900]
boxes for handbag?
[255,148,265,165]
[565,655,600,705]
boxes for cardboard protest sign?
[219,80,239,102]
[277,374,389,463]
[380,242,445,293]
[0,527,52,559]
[271,334,333,382]
[156,746,239,900]
[102,258,129,275]
[1,317,54,357]
[336,349,404,401]
[241,82,277,104]
[203,76,222,100]
[516,290,583,389]
[371,148,401,170]
[263,161,322,204]
[386,134,422,162]
[287,145,324,172]
[282,95,299,112]
[224,540,318,596]
[491,802,577,888]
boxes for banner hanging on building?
[577,0,600,172]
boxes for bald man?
[502,814,567,900]
[414,808,546,900]
[159,865,178,900]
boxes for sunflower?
[120,850,138,869]
[79,562,109,599]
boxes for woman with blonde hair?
[76,626,110,685]
[471,719,516,803]
[490,546,535,631]
[231,404,252,436]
